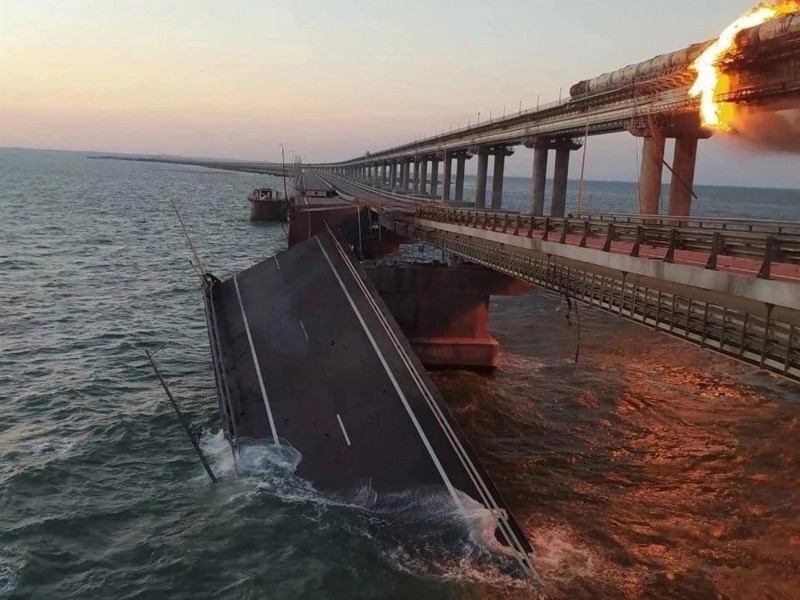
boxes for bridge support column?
[491,147,514,210]
[412,159,420,195]
[402,160,411,192]
[551,147,571,217]
[668,136,698,217]
[390,161,397,189]
[531,145,548,216]
[430,158,439,197]
[363,264,533,369]
[455,154,467,201]
[420,159,429,195]
[474,147,489,208]
[442,152,452,202]
[639,134,666,215]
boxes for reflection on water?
[432,292,800,599]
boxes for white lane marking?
[274,256,281,271]
[336,413,351,446]
[299,319,309,340]
[233,275,280,446]
[315,236,463,511]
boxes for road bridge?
[205,227,536,577]
[304,168,800,382]
[311,12,799,220]
[89,155,291,177]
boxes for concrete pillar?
[475,147,489,208]
[412,159,420,194]
[668,137,698,217]
[639,135,666,215]
[402,160,410,191]
[551,147,570,217]
[372,164,379,187]
[455,156,466,201]
[442,153,452,202]
[420,159,428,195]
[430,159,439,197]
[491,149,513,210]
[531,146,548,216]
[390,162,397,189]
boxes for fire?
[689,1,800,129]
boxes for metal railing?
[569,212,800,235]
[387,219,800,382]
[414,206,800,280]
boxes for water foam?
[0,546,24,594]
[199,429,540,589]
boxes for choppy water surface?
[1,148,798,599]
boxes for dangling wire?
[560,290,582,364]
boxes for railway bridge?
[312,12,799,220]
[294,13,800,381]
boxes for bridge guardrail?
[387,219,800,383]
[415,206,800,280]
[569,212,800,235]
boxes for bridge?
[89,154,292,177]
[286,13,800,382]
[296,166,800,382]
[311,12,799,221]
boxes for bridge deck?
[307,170,800,380]
[205,229,534,575]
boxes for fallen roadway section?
[203,228,536,579]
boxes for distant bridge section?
[89,155,291,177]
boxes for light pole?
[279,142,289,200]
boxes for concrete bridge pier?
[454,151,470,202]
[441,152,452,202]
[638,133,666,215]
[530,144,548,216]
[363,263,533,369]
[630,117,709,216]
[474,147,489,208]
[668,136,699,217]
[402,159,411,192]
[552,146,572,217]
[491,147,514,210]
[390,161,398,189]
[412,158,421,195]
[524,137,579,217]
[420,158,429,195]
[430,157,439,197]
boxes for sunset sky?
[1,0,798,188]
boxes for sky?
[1,0,798,188]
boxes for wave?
[200,429,541,591]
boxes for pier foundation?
[364,263,533,369]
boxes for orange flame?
[689,1,800,129]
